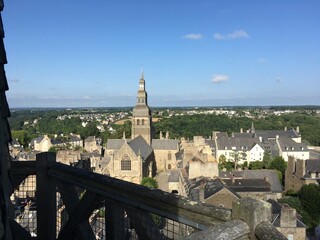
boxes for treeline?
[153,113,320,146]
[8,110,320,147]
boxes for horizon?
[3,1,320,108]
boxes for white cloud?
[213,33,224,40]
[182,33,204,40]
[212,74,229,83]
[214,29,249,40]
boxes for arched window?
[121,154,131,171]
[168,164,172,170]
[142,119,145,125]
[137,119,140,125]
[168,152,172,161]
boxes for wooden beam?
[36,152,57,240]
[49,161,230,228]
[57,189,99,240]
[9,219,32,240]
[125,205,163,240]
[57,182,96,240]
[105,199,126,240]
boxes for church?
[104,73,180,184]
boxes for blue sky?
[3,1,320,107]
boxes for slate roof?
[255,129,300,139]
[305,159,320,173]
[68,135,82,142]
[267,199,307,228]
[219,171,243,178]
[168,170,180,182]
[127,135,153,159]
[277,137,308,152]
[187,177,240,201]
[223,179,271,192]
[106,139,125,149]
[152,139,179,150]
[216,136,262,151]
[242,169,283,193]
[204,178,241,199]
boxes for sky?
[2,0,320,108]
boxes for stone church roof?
[106,139,125,149]
[106,136,153,160]
[151,139,179,150]
[127,136,153,160]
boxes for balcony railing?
[9,152,287,240]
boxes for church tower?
[131,72,152,145]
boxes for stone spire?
[131,72,152,145]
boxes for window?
[168,152,172,161]
[137,119,140,125]
[142,119,145,125]
[121,154,131,171]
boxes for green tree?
[299,184,320,225]
[141,177,158,189]
[11,130,29,147]
[262,151,272,168]
[249,161,264,170]
[269,156,287,173]
[218,155,234,171]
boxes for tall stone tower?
[131,73,152,145]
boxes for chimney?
[259,136,262,142]
[284,126,287,131]
[240,128,243,133]
[199,182,205,202]
[166,131,170,139]
[160,131,163,140]
[280,204,296,228]
[296,159,306,177]
[296,126,300,133]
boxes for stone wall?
[205,188,239,209]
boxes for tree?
[218,155,234,171]
[141,177,158,189]
[262,151,272,168]
[269,156,286,173]
[299,184,320,225]
[249,161,264,170]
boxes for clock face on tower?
[139,83,144,89]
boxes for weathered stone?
[232,198,271,240]
[183,219,250,240]
[255,221,287,240]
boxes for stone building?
[30,135,52,152]
[84,136,102,154]
[188,178,241,209]
[285,156,320,192]
[105,73,180,184]
[214,125,309,165]
[106,136,155,184]
[268,200,306,240]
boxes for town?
[8,75,320,240]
